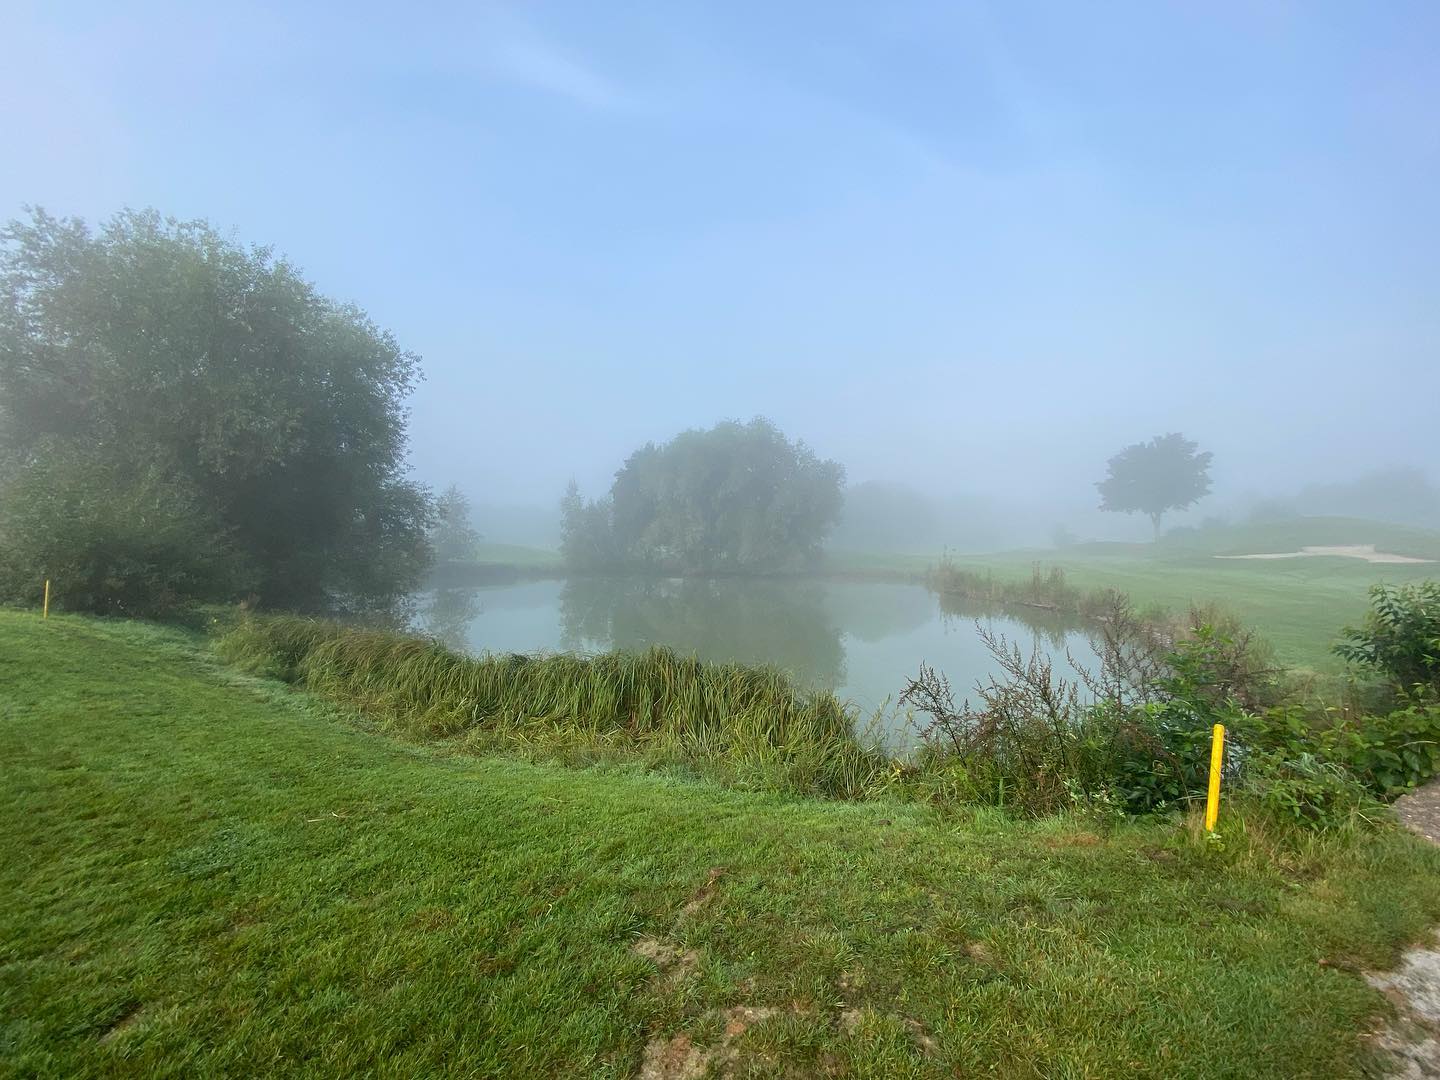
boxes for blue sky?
[3,1,1437,527]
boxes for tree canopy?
[0,208,432,615]
[430,485,481,563]
[561,418,845,574]
[1096,433,1212,538]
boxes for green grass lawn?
[830,517,1440,671]
[5,610,1440,1076]
[468,543,564,569]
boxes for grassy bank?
[832,517,1440,670]
[219,614,887,799]
[5,610,1440,1076]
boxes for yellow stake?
[43,578,51,619]
[1205,723,1226,832]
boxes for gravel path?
[1368,783,1440,1077]
[1395,785,1440,845]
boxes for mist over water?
[5,3,1437,552]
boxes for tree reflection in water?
[559,576,847,690]
[420,587,483,650]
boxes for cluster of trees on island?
[559,418,845,574]
[1,207,1218,616]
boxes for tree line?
[0,206,1217,618]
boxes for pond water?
[418,577,1100,747]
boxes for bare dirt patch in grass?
[633,937,700,987]
[640,1006,783,1079]
[682,866,727,916]
[98,1004,147,1044]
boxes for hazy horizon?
[6,1,1437,537]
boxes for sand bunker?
[1215,545,1434,565]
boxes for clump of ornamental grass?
[218,614,892,799]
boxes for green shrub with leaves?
[0,446,253,617]
[1231,699,1440,817]
[1243,750,1382,829]
[0,208,433,616]
[1336,581,1440,696]
[896,608,1423,829]
[1099,621,1273,814]
[1327,703,1440,795]
[900,613,1270,817]
[1104,699,1227,814]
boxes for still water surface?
[420,577,1099,745]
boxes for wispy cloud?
[485,27,629,111]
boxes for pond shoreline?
[428,558,934,590]
[415,572,1102,745]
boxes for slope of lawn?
[4,610,1440,1077]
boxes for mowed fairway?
[836,518,1440,671]
[5,611,1440,1077]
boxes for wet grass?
[5,610,1440,1076]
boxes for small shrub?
[899,632,1106,816]
[1244,751,1382,831]
[1237,701,1440,799]
[1104,699,1223,813]
[1322,703,1440,796]
[1335,582,1440,697]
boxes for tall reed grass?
[218,615,893,798]
[926,560,1127,620]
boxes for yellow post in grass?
[1205,723,1226,832]
[43,579,51,619]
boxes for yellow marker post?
[1205,723,1226,831]
[43,579,51,619]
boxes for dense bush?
[897,605,1440,828]
[1245,752,1379,829]
[900,603,1281,818]
[1336,581,1440,696]
[0,208,433,616]
[0,447,253,617]
[1241,701,1440,799]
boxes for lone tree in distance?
[1096,433,1213,540]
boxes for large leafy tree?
[561,418,845,574]
[0,208,432,614]
[1096,433,1212,539]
